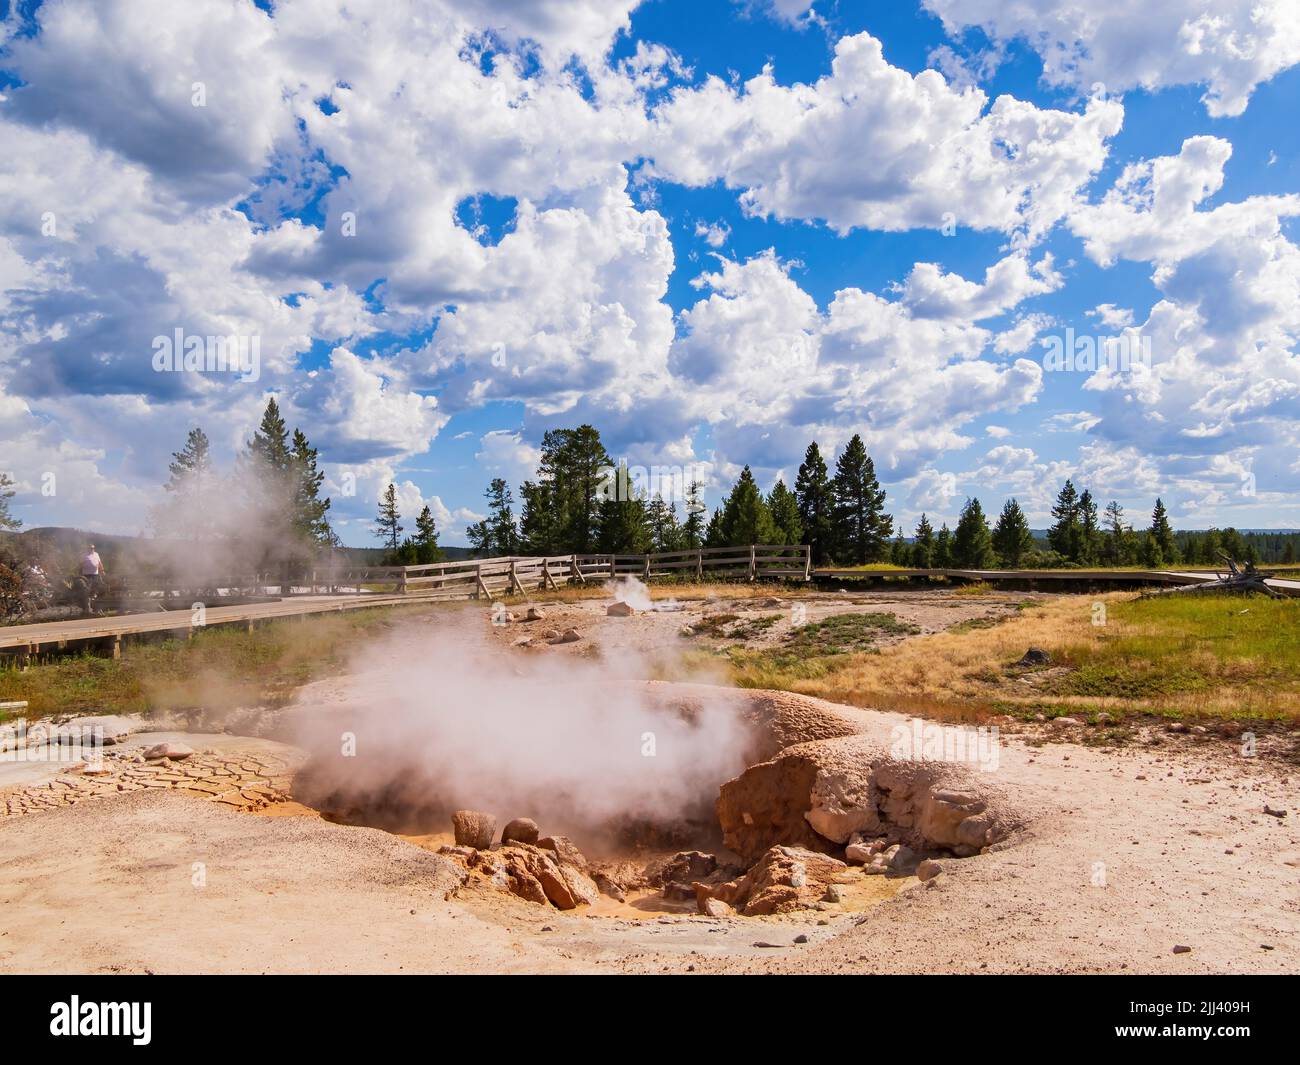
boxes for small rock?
[501,817,540,845]
[451,810,496,849]
[916,859,943,882]
[1172,944,1192,955]
[663,881,696,902]
[823,885,844,903]
[525,606,546,621]
[143,742,194,761]
[1054,716,1082,726]
[552,628,582,644]
[699,897,734,918]
[1263,805,1287,818]
[1168,722,1188,733]
[752,941,783,949]
[1015,646,1051,667]
[606,601,636,617]
[793,934,809,944]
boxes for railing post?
[643,553,651,580]
[610,554,616,577]
[804,544,811,581]
[697,549,703,580]
[748,545,757,582]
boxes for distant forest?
[459,424,1300,568]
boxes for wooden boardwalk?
[2,548,1294,658]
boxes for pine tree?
[682,479,707,549]
[794,442,834,563]
[830,435,891,564]
[483,477,519,555]
[767,479,804,545]
[952,497,995,568]
[720,466,778,546]
[409,505,442,564]
[518,479,559,554]
[890,527,910,566]
[0,472,20,531]
[991,498,1034,568]
[1283,541,1296,565]
[290,428,332,545]
[466,519,491,556]
[1047,479,1082,562]
[596,464,651,552]
[1103,500,1128,565]
[1078,489,1100,565]
[911,514,934,568]
[1139,530,1165,568]
[241,397,297,559]
[1149,498,1178,564]
[374,483,402,556]
[646,494,682,552]
[703,507,725,548]
[934,524,954,568]
[154,427,214,539]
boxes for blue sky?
[1,0,1298,544]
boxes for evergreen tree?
[483,477,519,555]
[518,479,559,554]
[703,507,725,549]
[1102,500,1128,565]
[596,466,651,553]
[991,498,1034,568]
[1047,479,1082,562]
[373,483,402,555]
[951,497,995,568]
[0,472,19,531]
[1149,498,1178,564]
[1139,530,1165,568]
[412,505,441,564]
[466,519,491,556]
[646,494,682,553]
[794,442,834,563]
[911,514,934,568]
[516,426,612,553]
[830,435,891,564]
[720,466,778,546]
[1284,542,1296,565]
[154,427,214,539]
[1078,489,1100,564]
[290,428,332,545]
[890,527,910,566]
[767,479,804,545]
[934,524,954,568]
[1199,528,1223,566]
[681,479,707,549]
[1219,526,1245,561]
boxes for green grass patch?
[785,612,921,656]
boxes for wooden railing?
[398,545,811,599]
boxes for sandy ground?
[1,591,1296,974]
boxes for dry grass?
[719,592,1300,723]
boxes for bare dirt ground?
[0,588,1295,974]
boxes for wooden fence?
[398,545,812,600]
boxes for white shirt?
[81,552,102,576]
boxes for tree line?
[460,424,1300,568]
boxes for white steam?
[289,614,750,845]
[605,574,679,612]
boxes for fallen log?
[1143,554,1283,599]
